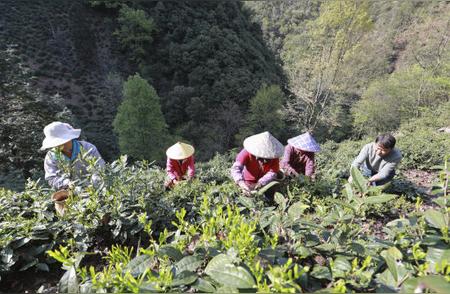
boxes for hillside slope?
[0,0,282,189]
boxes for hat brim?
[243,139,284,159]
[166,145,195,160]
[40,129,80,150]
[287,139,321,153]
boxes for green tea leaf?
[328,198,357,212]
[343,183,354,199]
[171,271,198,287]
[380,247,403,282]
[257,181,279,196]
[19,258,38,271]
[274,192,286,206]
[424,209,448,229]
[426,247,450,273]
[238,196,256,209]
[287,201,310,220]
[175,255,203,274]
[36,263,50,272]
[310,266,332,280]
[331,256,351,278]
[401,276,450,293]
[350,166,368,194]
[216,286,239,293]
[126,254,152,277]
[192,278,216,293]
[365,194,397,204]
[158,246,183,261]
[59,266,78,293]
[205,254,255,289]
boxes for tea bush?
[2,153,449,293]
[396,102,450,170]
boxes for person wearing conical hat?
[231,131,284,195]
[165,142,195,188]
[280,132,320,178]
[41,122,105,190]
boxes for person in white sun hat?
[165,142,195,188]
[281,132,320,179]
[41,122,105,190]
[231,131,284,196]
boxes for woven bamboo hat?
[287,132,321,152]
[243,131,284,159]
[166,142,195,160]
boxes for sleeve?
[304,153,315,177]
[257,159,279,186]
[44,152,70,190]
[375,152,402,181]
[351,144,369,169]
[280,145,297,174]
[166,158,177,181]
[230,149,247,183]
[187,156,195,178]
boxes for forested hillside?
[0,0,283,188]
[245,0,449,140]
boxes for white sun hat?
[287,132,321,153]
[166,142,195,160]
[243,131,284,159]
[40,122,81,150]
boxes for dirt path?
[400,169,441,213]
[401,169,439,196]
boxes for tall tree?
[114,5,155,62]
[113,74,171,161]
[282,0,373,133]
[237,84,286,142]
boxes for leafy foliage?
[1,152,449,292]
[237,84,286,142]
[352,65,450,135]
[113,74,172,162]
[281,0,373,135]
[114,5,156,62]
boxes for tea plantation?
[1,141,449,292]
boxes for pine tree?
[113,74,171,161]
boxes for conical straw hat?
[287,132,321,152]
[166,142,195,160]
[243,131,284,159]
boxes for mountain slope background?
[0,0,283,189]
[0,0,449,190]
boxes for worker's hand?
[238,181,251,192]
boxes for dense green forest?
[0,0,449,292]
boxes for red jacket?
[166,156,195,181]
[231,149,279,185]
